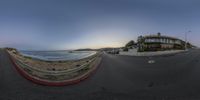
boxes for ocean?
[19,50,97,61]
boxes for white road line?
[148,60,155,64]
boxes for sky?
[0,0,200,50]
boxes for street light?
[185,30,191,51]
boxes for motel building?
[137,33,186,52]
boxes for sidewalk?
[119,49,186,56]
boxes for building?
[137,33,186,52]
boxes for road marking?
[148,60,155,64]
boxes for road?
[0,49,200,100]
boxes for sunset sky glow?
[0,0,200,50]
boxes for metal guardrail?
[12,53,99,76]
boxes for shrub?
[123,47,128,51]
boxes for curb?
[7,51,102,86]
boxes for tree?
[137,36,145,52]
[125,40,135,47]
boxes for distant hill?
[99,47,122,51]
[75,47,122,51]
[74,48,98,51]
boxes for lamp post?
[185,30,191,51]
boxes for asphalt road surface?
[1,49,200,100]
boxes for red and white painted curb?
[7,51,102,86]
